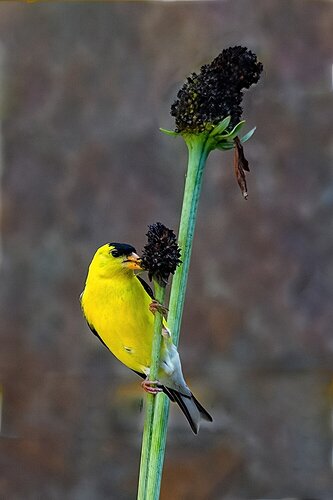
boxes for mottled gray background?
[0,1,333,499]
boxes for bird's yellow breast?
[81,272,154,374]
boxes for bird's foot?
[149,300,168,318]
[162,326,171,338]
[141,378,163,395]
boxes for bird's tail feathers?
[133,370,213,434]
[190,393,214,423]
[166,388,213,434]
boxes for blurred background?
[0,1,333,499]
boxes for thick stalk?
[137,282,166,500]
[142,134,210,499]
[168,134,209,345]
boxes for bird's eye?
[111,249,120,257]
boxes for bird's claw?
[141,378,163,395]
[162,326,171,338]
[149,300,168,318]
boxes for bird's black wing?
[80,292,109,350]
[136,275,155,300]
[86,321,109,350]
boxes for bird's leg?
[149,299,168,318]
[162,326,171,338]
[141,377,163,395]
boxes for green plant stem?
[168,134,210,346]
[140,134,210,499]
[137,281,166,500]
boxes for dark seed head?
[141,222,181,287]
[171,46,263,134]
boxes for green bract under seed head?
[141,222,182,287]
[171,46,263,134]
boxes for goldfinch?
[80,242,212,433]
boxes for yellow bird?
[80,242,212,433]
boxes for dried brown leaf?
[234,136,250,199]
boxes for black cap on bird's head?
[108,242,142,271]
[108,242,137,256]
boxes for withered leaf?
[234,136,250,199]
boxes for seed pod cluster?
[171,46,263,134]
[141,222,181,287]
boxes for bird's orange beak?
[123,252,142,270]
